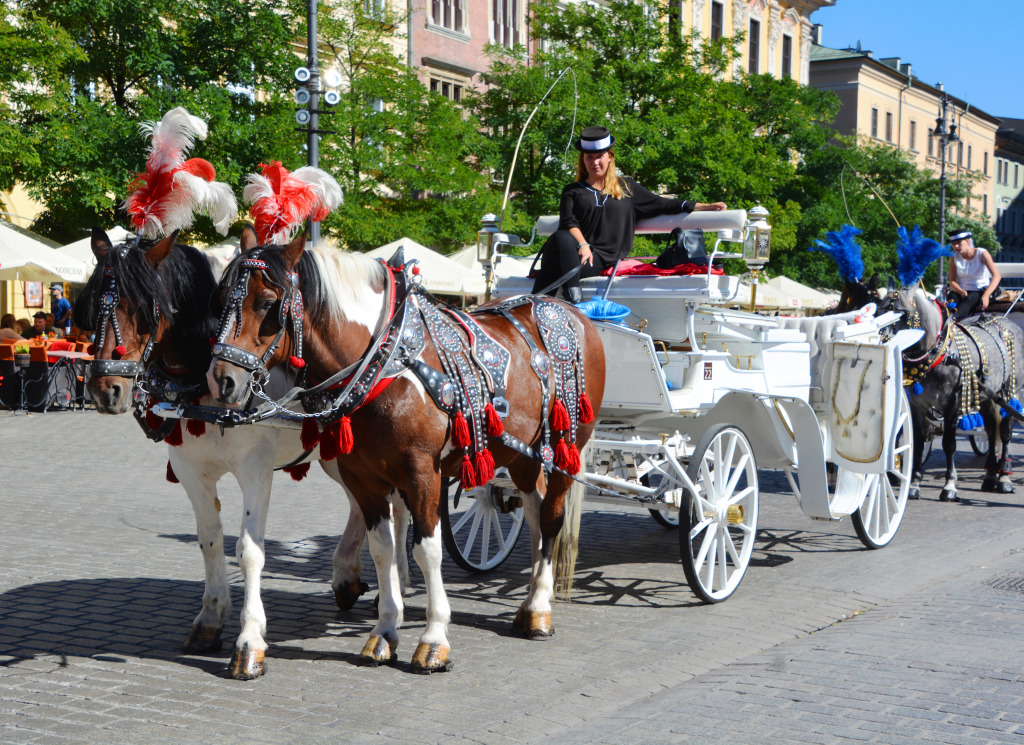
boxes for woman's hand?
[694,202,727,211]
[578,243,594,266]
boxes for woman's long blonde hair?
[576,151,631,200]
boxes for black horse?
[881,283,1024,501]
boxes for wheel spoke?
[458,507,483,557]
[693,521,716,570]
[703,532,719,588]
[715,529,729,590]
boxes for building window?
[748,20,760,74]
[985,151,989,177]
[1016,163,1020,188]
[431,0,464,33]
[983,195,988,215]
[781,35,792,78]
[430,77,464,102]
[968,145,972,171]
[365,0,385,20]
[493,0,520,48]
[927,128,934,157]
[885,112,893,143]
[957,141,963,167]
[710,1,724,41]
[871,108,878,139]
[909,120,917,151]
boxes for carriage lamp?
[478,213,500,263]
[742,203,772,269]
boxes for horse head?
[830,273,881,315]
[76,227,219,414]
[878,282,944,361]
[208,225,392,406]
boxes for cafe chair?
[24,344,76,412]
[0,344,18,410]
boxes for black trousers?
[531,230,609,296]
[950,289,988,319]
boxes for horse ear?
[281,229,307,269]
[91,226,113,260]
[239,223,259,253]
[145,230,179,268]
[868,273,879,292]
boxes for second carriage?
[441,207,922,602]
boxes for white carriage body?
[490,210,917,526]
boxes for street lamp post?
[931,86,959,291]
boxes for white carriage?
[440,207,922,602]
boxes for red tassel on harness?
[283,463,311,481]
[551,399,571,431]
[165,420,183,447]
[145,408,162,431]
[579,392,595,424]
[453,411,472,449]
[114,345,127,359]
[474,448,495,483]
[566,442,581,473]
[460,454,478,489]
[338,415,354,455]
[554,438,572,471]
[485,402,504,437]
[320,424,339,461]
[166,461,179,483]
[301,418,320,451]
[186,418,206,438]
[288,355,305,369]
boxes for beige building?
[675,0,837,86]
[809,44,1001,232]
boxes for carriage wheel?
[851,389,912,549]
[680,424,759,604]
[969,431,989,456]
[439,475,524,572]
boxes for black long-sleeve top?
[558,177,695,266]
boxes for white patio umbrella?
[449,245,533,280]
[57,226,133,278]
[367,238,485,296]
[0,220,89,283]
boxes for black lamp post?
[931,87,959,289]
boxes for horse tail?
[553,442,589,601]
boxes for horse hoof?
[411,642,453,674]
[333,579,370,611]
[512,608,554,640]
[939,490,957,502]
[908,488,920,500]
[358,634,398,667]
[999,483,1015,494]
[228,645,266,680]
[182,624,223,654]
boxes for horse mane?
[219,241,388,324]
[74,238,219,371]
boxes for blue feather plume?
[896,225,952,286]
[809,225,864,282]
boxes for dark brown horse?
[208,226,606,673]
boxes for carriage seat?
[775,304,876,405]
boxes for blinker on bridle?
[90,247,161,379]
[211,250,305,376]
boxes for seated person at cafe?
[0,313,23,341]
[22,312,54,340]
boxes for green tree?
[0,9,81,204]
[471,0,840,256]
[15,0,303,243]
[314,0,493,252]
[778,135,997,289]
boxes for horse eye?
[259,299,277,313]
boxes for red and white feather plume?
[123,107,238,238]
[243,162,343,245]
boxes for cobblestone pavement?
[2,409,1023,744]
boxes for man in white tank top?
[947,229,1001,319]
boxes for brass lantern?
[478,213,499,263]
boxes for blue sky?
[810,0,1023,120]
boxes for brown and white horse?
[77,228,408,679]
[208,226,606,673]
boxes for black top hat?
[948,228,972,242]
[575,126,616,153]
